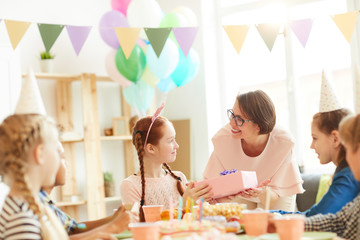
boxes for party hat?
[14,68,46,115]
[319,70,342,113]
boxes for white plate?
[259,232,337,240]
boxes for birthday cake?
[195,170,258,199]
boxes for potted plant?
[103,171,115,197]
[39,51,55,73]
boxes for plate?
[258,232,337,240]
[113,230,132,239]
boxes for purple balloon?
[99,11,128,49]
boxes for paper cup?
[242,210,269,236]
[274,214,305,240]
[129,222,160,240]
[142,205,164,222]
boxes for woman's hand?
[235,179,271,199]
[183,181,213,202]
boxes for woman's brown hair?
[132,116,184,222]
[313,108,351,165]
[339,114,360,153]
[236,90,276,134]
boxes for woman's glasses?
[227,109,252,127]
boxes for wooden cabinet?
[29,73,135,220]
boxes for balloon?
[157,77,176,93]
[159,12,187,43]
[123,80,155,113]
[142,66,160,87]
[105,50,132,87]
[99,11,128,49]
[171,48,200,87]
[111,0,131,16]
[146,39,179,79]
[127,0,163,39]
[171,6,198,27]
[115,44,146,83]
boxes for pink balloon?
[111,0,132,16]
[105,50,131,87]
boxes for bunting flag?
[66,26,92,56]
[144,28,172,58]
[256,23,282,52]
[4,20,31,50]
[331,11,359,43]
[173,27,198,57]
[38,23,64,52]
[114,27,141,59]
[290,19,313,48]
[223,25,250,54]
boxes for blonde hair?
[339,114,360,153]
[0,114,68,240]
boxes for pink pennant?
[173,27,198,57]
[66,25,92,56]
[290,19,313,48]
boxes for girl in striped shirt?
[0,114,68,240]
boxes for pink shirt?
[204,124,304,201]
[120,171,187,209]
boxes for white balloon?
[171,6,198,27]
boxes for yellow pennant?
[5,20,31,50]
[223,25,250,54]
[114,27,141,59]
[331,11,359,43]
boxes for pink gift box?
[196,171,258,199]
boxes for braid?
[163,163,184,196]
[134,132,146,222]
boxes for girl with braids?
[0,114,68,240]
[120,111,213,222]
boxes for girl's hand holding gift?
[183,181,213,202]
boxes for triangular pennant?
[331,11,359,43]
[15,68,46,115]
[144,28,172,58]
[66,25,92,56]
[173,27,198,57]
[114,27,141,59]
[38,23,64,52]
[223,25,250,54]
[289,19,314,48]
[256,23,282,52]
[319,70,342,113]
[4,20,31,50]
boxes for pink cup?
[274,215,305,240]
[242,210,269,236]
[129,222,160,240]
[142,205,164,222]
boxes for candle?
[190,199,194,221]
[177,196,183,220]
[199,198,204,222]
[185,197,190,213]
[169,196,173,221]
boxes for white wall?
[0,0,213,191]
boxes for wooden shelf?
[60,132,84,143]
[100,135,132,141]
[22,73,112,82]
[56,200,87,207]
[104,196,122,203]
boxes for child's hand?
[183,181,213,202]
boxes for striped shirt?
[0,195,41,240]
[305,193,360,240]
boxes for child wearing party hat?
[0,68,68,239]
[120,103,213,222]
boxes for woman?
[304,114,360,240]
[203,90,304,210]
